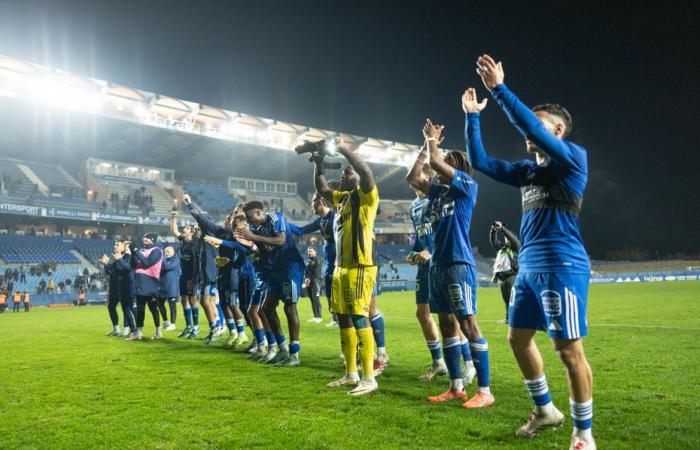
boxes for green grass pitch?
[1,281,699,449]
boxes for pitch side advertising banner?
[0,201,41,216]
[46,207,93,219]
[92,212,139,223]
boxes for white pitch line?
[591,323,700,331]
[487,320,700,331]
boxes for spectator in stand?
[19,266,26,283]
[48,278,55,294]
[38,279,46,294]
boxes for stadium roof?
[0,55,445,169]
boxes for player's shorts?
[238,276,256,311]
[415,263,430,305]
[251,279,269,306]
[331,265,378,317]
[219,289,235,307]
[267,268,304,306]
[179,277,196,296]
[509,272,589,339]
[199,282,218,298]
[429,263,477,318]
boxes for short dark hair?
[445,151,473,176]
[533,103,573,138]
[242,200,264,212]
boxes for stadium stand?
[93,175,175,216]
[238,190,312,220]
[4,264,86,294]
[0,236,79,264]
[183,182,238,216]
[73,239,115,264]
[0,158,36,198]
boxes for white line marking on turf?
[591,323,700,331]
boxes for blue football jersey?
[253,211,304,275]
[428,170,478,267]
[409,197,434,254]
[466,83,590,273]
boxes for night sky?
[0,0,697,258]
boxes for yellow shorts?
[331,265,378,317]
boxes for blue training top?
[428,170,478,267]
[466,83,590,274]
[251,211,304,278]
[409,196,435,255]
[287,210,336,275]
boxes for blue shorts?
[179,277,196,296]
[415,264,430,305]
[199,282,218,298]
[251,278,269,306]
[267,269,303,306]
[429,263,477,318]
[509,272,589,339]
[219,289,239,307]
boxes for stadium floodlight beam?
[0,54,439,168]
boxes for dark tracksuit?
[218,239,258,326]
[113,254,137,330]
[490,225,521,320]
[104,259,135,330]
[304,256,323,319]
[158,253,181,324]
[131,245,164,329]
[186,202,218,296]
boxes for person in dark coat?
[157,246,181,331]
[128,232,164,340]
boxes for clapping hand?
[476,54,504,91]
[461,87,488,113]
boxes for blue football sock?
[524,374,552,408]
[209,320,218,330]
[266,331,277,347]
[254,328,267,346]
[215,302,225,327]
[426,339,442,361]
[184,306,192,328]
[470,337,490,388]
[443,336,463,381]
[460,338,473,362]
[570,399,593,431]
[289,340,300,355]
[236,319,246,334]
[227,319,236,332]
[370,312,386,349]
[192,307,199,327]
[276,334,288,350]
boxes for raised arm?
[463,87,523,187]
[405,143,430,195]
[476,54,579,169]
[337,141,375,194]
[500,225,521,252]
[423,119,455,182]
[287,219,321,237]
[489,226,504,249]
[170,211,181,238]
[312,156,334,204]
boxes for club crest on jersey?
[540,289,562,316]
